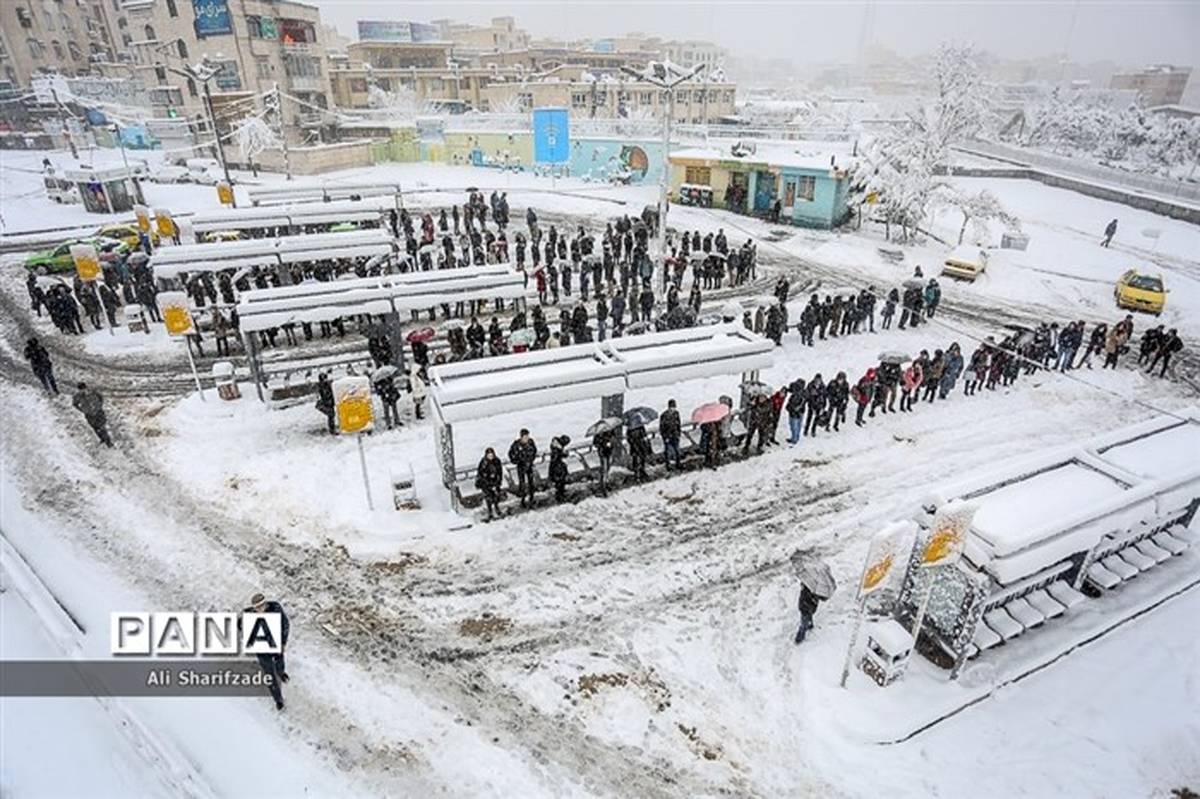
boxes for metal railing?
[961,139,1200,204]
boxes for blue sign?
[533,108,569,164]
[193,0,233,38]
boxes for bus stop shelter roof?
[429,325,774,424]
[189,198,395,234]
[149,229,396,280]
[235,263,526,332]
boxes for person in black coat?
[659,399,682,470]
[315,372,336,435]
[593,428,615,495]
[803,375,826,437]
[1149,329,1183,378]
[627,424,651,481]
[374,373,402,430]
[24,337,57,395]
[826,372,849,432]
[71,382,112,447]
[242,593,290,710]
[548,436,570,502]
[476,447,505,520]
[508,429,538,507]
[794,584,821,645]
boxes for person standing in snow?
[899,359,922,413]
[794,583,822,645]
[593,427,616,495]
[548,436,570,502]
[940,344,964,399]
[24,337,57,395]
[1148,329,1183,378]
[1101,218,1118,247]
[72,382,112,447]
[627,424,651,481]
[786,379,807,444]
[476,447,505,520]
[508,429,538,507]
[408,368,428,419]
[242,593,290,711]
[315,372,336,434]
[825,372,849,432]
[853,369,876,427]
[659,399,682,470]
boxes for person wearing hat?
[507,429,538,507]
[242,593,290,711]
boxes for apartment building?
[430,16,529,58]
[0,0,122,88]
[1110,64,1192,107]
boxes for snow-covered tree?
[935,186,1020,245]
[367,84,418,118]
[233,114,281,172]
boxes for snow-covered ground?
[3,147,1199,797]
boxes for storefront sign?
[192,0,233,38]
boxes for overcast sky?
[311,1,1199,68]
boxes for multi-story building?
[0,0,122,88]
[2,0,334,143]
[430,16,529,58]
[1109,64,1192,107]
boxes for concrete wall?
[256,140,375,175]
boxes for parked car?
[95,223,159,249]
[1114,269,1166,315]
[42,174,80,204]
[149,163,217,185]
[941,246,990,281]
[24,238,128,274]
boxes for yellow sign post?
[157,291,206,401]
[334,376,376,510]
[134,204,151,233]
[154,208,176,241]
[908,501,977,656]
[840,520,915,688]
[69,243,101,282]
[216,181,234,206]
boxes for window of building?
[121,32,131,46]
[27,39,44,59]
[247,16,262,37]
[68,41,82,59]
[43,10,55,30]
[640,91,652,104]
[693,90,704,102]
[797,175,816,202]
[117,16,126,29]
[154,65,166,82]
[144,24,156,40]
[187,78,197,96]
[517,92,532,110]
[349,78,367,92]
[16,8,33,28]
[51,40,65,59]
[177,40,187,58]
[166,0,177,17]
[684,166,711,184]
[255,56,271,78]
[571,92,587,108]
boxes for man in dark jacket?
[804,375,826,437]
[794,584,822,645]
[659,399,682,470]
[1102,218,1117,247]
[24,337,57,395]
[593,428,615,495]
[786,379,806,444]
[508,429,538,507]
[476,447,505,520]
[548,436,570,501]
[1149,329,1183,378]
[242,593,290,710]
[826,372,849,432]
[627,424,651,481]
[315,372,336,435]
[71,382,112,447]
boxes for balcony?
[287,75,324,92]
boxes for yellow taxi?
[1114,269,1166,315]
[95,222,159,249]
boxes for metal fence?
[961,139,1200,204]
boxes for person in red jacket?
[853,368,876,427]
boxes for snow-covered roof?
[235,263,525,333]
[668,141,853,172]
[189,198,395,234]
[248,182,403,207]
[149,230,396,280]
[429,325,774,424]
[926,407,1200,586]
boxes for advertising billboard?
[533,108,569,164]
[192,0,233,38]
[357,20,412,42]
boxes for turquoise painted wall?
[779,167,849,229]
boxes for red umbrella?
[691,402,731,424]
[406,327,436,343]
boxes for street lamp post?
[620,61,704,274]
[156,43,237,207]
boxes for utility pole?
[268,83,292,180]
[201,79,236,206]
[49,87,78,160]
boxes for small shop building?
[667,142,853,229]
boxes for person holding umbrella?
[372,366,403,430]
[792,554,836,645]
[589,419,619,495]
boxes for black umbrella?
[586,417,622,436]
[623,406,658,429]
